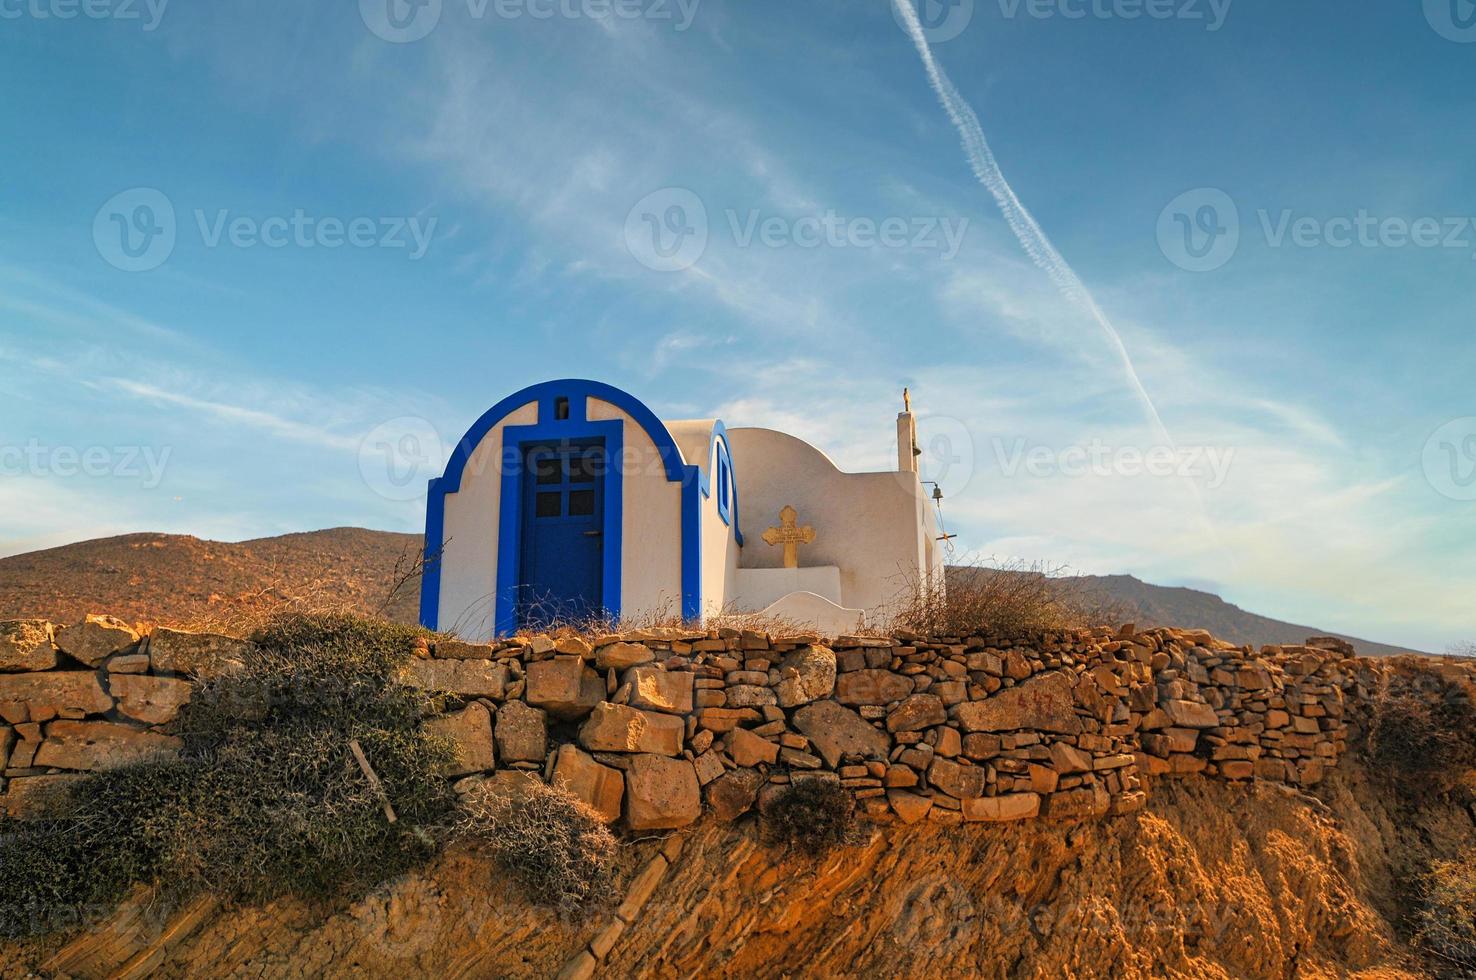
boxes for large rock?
[525,657,602,719]
[962,792,1041,822]
[110,673,193,725]
[1049,741,1092,774]
[594,642,653,670]
[0,671,113,722]
[433,638,497,660]
[0,621,58,672]
[495,700,548,763]
[728,727,779,767]
[791,701,890,768]
[624,754,702,830]
[401,659,510,700]
[425,702,496,776]
[623,667,693,715]
[705,767,764,822]
[774,645,836,707]
[724,685,776,708]
[835,669,912,706]
[579,702,684,756]
[887,789,933,825]
[34,720,181,770]
[928,757,986,799]
[552,744,624,823]
[457,769,542,805]
[886,693,946,733]
[1044,782,1111,819]
[1164,699,1219,729]
[54,615,139,667]
[952,671,1081,734]
[146,628,251,677]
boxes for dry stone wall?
[0,616,253,818]
[4,615,1473,831]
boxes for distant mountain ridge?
[0,528,422,628]
[1043,572,1423,658]
[0,528,1424,656]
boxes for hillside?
[0,529,1424,655]
[1053,572,1424,658]
[0,528,423,629]
[6,754,1469,978]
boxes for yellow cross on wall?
[761,505,815,569]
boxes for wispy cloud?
[108,379,363,453]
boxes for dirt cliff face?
[11,760,1466,979]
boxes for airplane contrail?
[892,0,1173,448]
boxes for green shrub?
[1367,664,1476,794]
[762,779,858,857]
[0,761,198,937]
[0,613,456,937]
[456,780,617,918]
[1416,850,1476,975]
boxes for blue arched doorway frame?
[420,379,723,634]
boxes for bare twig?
[348,738,397,824]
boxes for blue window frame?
[716,454,732,525]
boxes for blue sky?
[2,0,1473,651]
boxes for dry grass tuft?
[456,780,617,919]
[1366,660,1476,796]
[1417,850,1476,975]
[887,560,1125,637]
[762,779,859,857]
[478,590,813,642]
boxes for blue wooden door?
[518,439,606,627]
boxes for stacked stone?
[8,613,1474,833]
[0,616,249,818]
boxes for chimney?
[897,387,918,475]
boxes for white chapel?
[419,378,946,639]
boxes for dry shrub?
[482,590,809,642]
[0,613,456,937]
[455,781,617,918]
[1367,661,1476,795]
[762,779,859,857]
[1417,851,1476,975]
[889,560,1124,637]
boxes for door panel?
[518,439,605,627]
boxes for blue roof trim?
[420,378,701,633]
